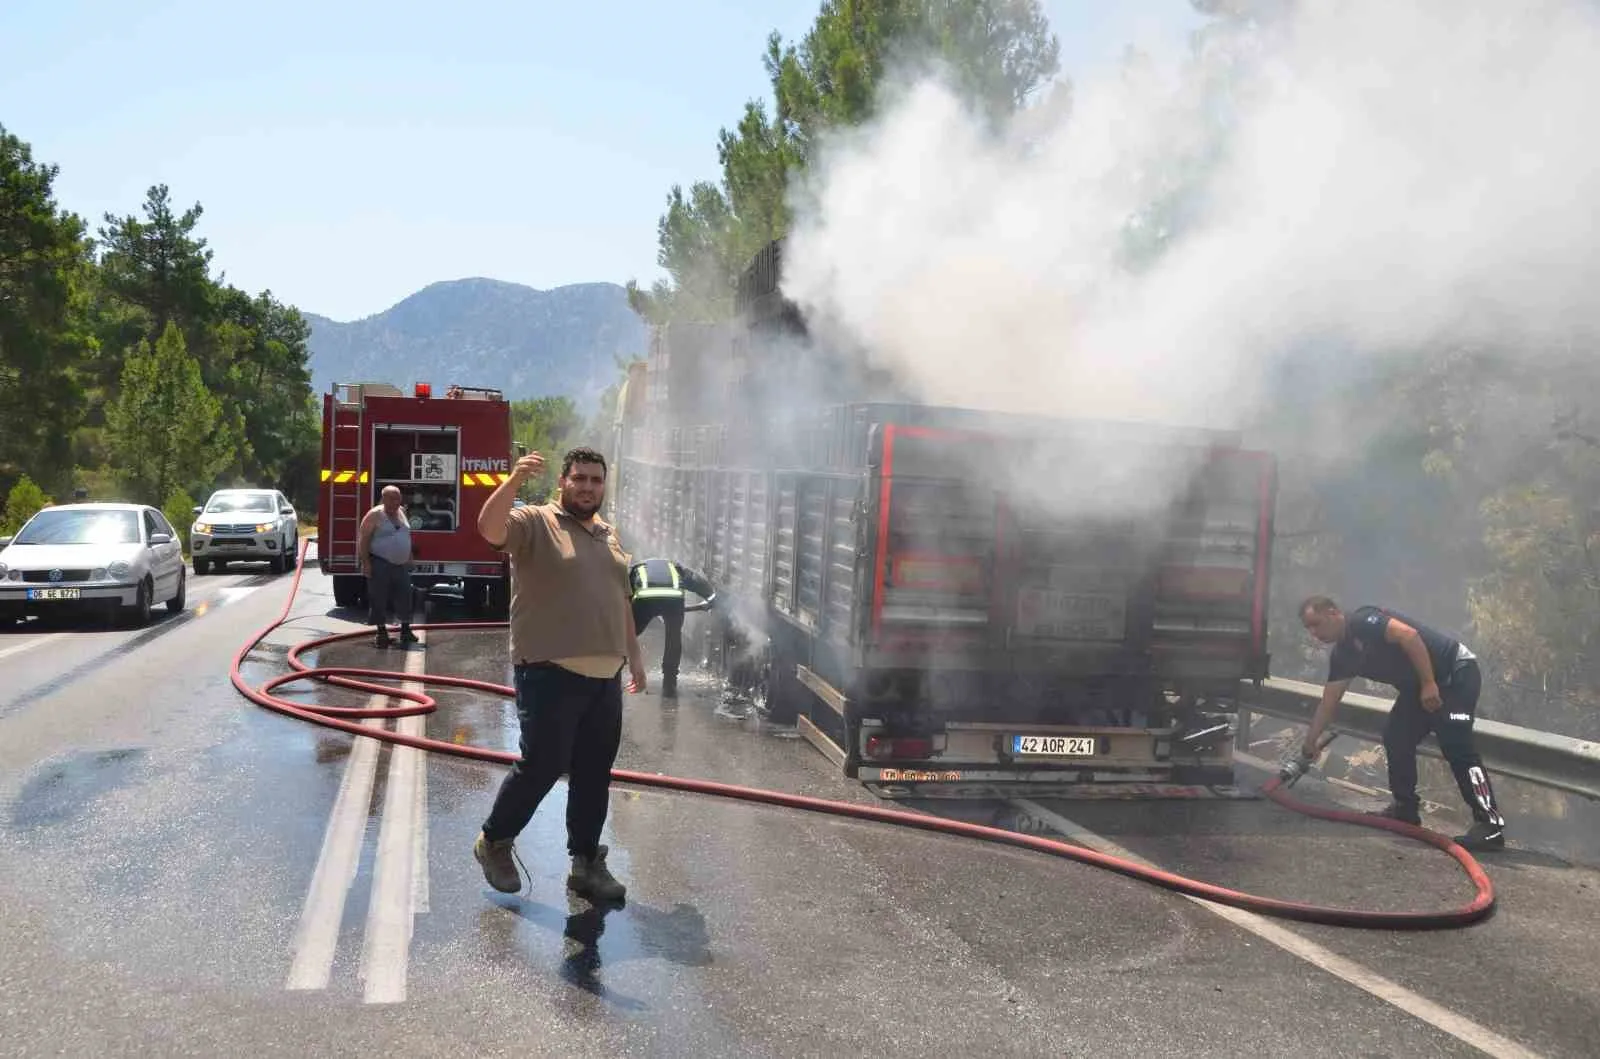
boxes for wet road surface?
[1,560,1597,1057]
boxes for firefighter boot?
[473,832,521,893]
[1455,820,1506,850]
[1366,801,1422,826]
[1453,765,1506,850]
[568,845,627,903]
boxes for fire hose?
[232,539,1495,930]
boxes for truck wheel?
[333,575,364,609]
[762,641,803,726]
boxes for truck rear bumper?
[791,664,1236,790]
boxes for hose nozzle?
[1278,729,1338,787]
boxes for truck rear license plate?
[1013,735,1097,756]
[27,588,80,601]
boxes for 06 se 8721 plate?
[26,587,81,601]
[1012,734,1098,756]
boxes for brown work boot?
[568,844,626,903]
[473,831,521,893]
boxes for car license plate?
[27,587,81,601]
[1012,734,1098,756]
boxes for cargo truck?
[610,239,1278,794]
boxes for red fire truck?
[316,380,514,614]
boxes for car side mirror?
[192,506,203,516]
[0,536,12,549]
[280,506,295,516]
[149,533,172,546]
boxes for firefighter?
[629,557,715,698]
[1292,596,1506,851]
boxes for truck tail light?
[415,382,431,398]
[864,735,936,760]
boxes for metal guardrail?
[1239,677,1600,802]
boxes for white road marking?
[0,633,62,661]
[1010,799,1544,1059]
[216,584,266,605]
[285,711,386,991]
[360,640,430,1004]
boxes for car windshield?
[205,494,275,514]
[13,509,141,546]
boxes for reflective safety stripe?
[460,472,513,487]
[321,469,369,483]
[633,559,683,600]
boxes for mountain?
[303,278,648,410]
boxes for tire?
[123,579,152,627]
[194,559,209,576]
[333,574,364,609]
[167,568,186,613]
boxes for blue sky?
[1,1,1203,322]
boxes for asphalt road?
[1,557,1597,1058]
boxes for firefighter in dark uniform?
[628,558,715,697]
[1292,596,1507,851]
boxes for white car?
[0,502,186,626]
[190,488,299,574]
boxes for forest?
[0,124,611,538]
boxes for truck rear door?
[866,422,1275,684]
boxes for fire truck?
[317,380,514,614]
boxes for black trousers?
[632,598,685,681]
[367,556,413,633]
[1384,660,1504,825]
[481,662,624,857]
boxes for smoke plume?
[781,0,1600,444]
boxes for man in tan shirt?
[472,445,647,902]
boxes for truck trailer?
[317,380,513,613]
[610,239,1279,795]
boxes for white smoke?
[781,0,1600,436]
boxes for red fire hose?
[232,540,1495,930]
